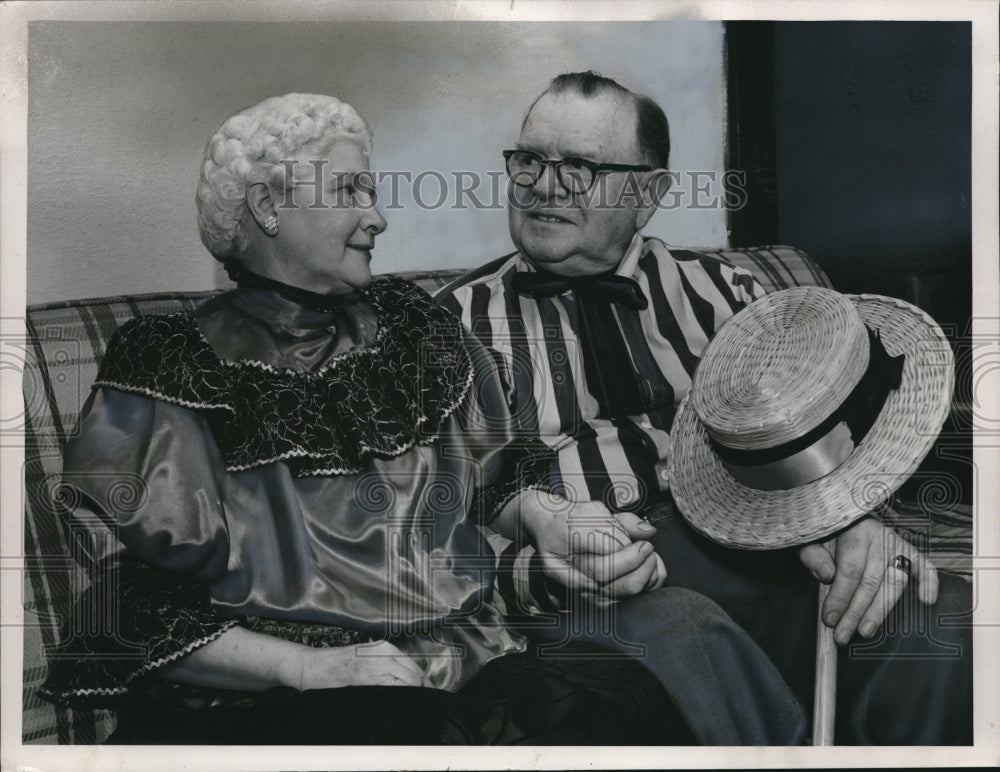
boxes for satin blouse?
[54,278,544,696]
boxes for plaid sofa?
[20,248,972,744]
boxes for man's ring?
[889,554,912,577]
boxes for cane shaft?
[812,539,837,745]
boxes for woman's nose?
[364,207,387,235]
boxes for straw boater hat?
[669,286,954,549]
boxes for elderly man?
[438,71,971,744]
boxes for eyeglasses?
[503,149,652,194]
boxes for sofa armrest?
[692,245,833,292]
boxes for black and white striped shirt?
[438,235,764,515]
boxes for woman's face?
[269,140,386,295]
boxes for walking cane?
[666,287,955,747]
[812,539,837,746]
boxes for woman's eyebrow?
[326,171,355,187]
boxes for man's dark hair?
[527,70,671,169]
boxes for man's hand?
[798,516,938,645]
[510,491,666,598]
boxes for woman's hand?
[798,515,938,646]
[293,641,429,690]
[158,627,429,692]
[505,490,665,597]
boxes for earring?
[263,215,278,234]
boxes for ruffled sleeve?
[40,383,238,706]
[60,388,233,580]
[42,358,242,704]
[448,326,556,525]
[39,548,237,707]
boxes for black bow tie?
[512,268,671,418]
[511,272,649,311]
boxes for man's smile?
[525,211,575,224]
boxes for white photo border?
[2,1,997,769]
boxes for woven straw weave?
[692,288,871,450]
[670,291,955,549]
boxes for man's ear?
[635,169,672,229]
[245,182,277,233]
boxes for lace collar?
[94,277,474,476]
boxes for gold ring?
[888,554,912,577]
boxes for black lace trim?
[473,438,555,525]
[38,558,235,708]
[239,616,375,648]
[37,558,379,708]
[93,277,474,476]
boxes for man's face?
[507,90,653,277]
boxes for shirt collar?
[615,233,645,277]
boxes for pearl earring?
[263,216,278,234]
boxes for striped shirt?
[437,235,765,514]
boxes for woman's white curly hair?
[196,93,372,261]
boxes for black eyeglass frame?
[502,149,653,193]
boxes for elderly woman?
[41,93,799,745]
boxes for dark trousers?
[645,500,974,745]
[108,643,688,745]
[511,587,808,744]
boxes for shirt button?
[654,461,670,488]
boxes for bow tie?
[511,272,649,311]
[512,268,671,418]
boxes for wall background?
[772,22,971,310]
[27,20,729,305]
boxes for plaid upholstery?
[19,272,462,743]
[19,251,969,744]
[689,245,833,293]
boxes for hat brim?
[668,294,955,549]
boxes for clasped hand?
[515,491,666,598]
[798,515,939,645]
[513,493,938,638]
